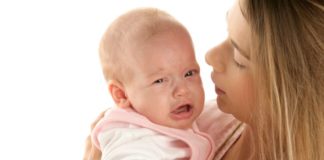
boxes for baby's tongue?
[173,105,188,114]
[170,105,193,120]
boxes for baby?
[91,8,214,160]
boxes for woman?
[206,0,324,159]
[84,0,324,159]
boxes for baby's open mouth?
[170,104,193,120]
[172,104,192,114]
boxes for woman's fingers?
[83,135,102,160]
[83,110,106,160]
[91,111,105,130]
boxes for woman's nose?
[205,45,226,73]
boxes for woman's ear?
[108,80,131,108]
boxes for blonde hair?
[99,8,186,83]
[242,0,324,159]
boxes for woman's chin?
[218,105,230,114]
[217,96,229,113]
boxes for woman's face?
[205,0,256,123]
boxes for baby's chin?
[162,119,195,130]
[149,111,197,129]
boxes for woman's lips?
[215,87,226,95]
[170,105,193,120]
[211,72,225,95]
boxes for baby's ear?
[108,80,131,108]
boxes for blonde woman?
[84,0,324,159]
[205,0,324,159]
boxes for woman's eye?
[153,79,164,84]
[233,59,246,69]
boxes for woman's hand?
[83,111,105,160]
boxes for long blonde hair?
[243,0,324,159]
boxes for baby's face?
[124,29,205,129]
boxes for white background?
[0,0,234,159]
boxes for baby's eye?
[185,70,196,77]
[153,78,164,84]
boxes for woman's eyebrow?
[230,39,250,60]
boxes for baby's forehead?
[108,9,183,42]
